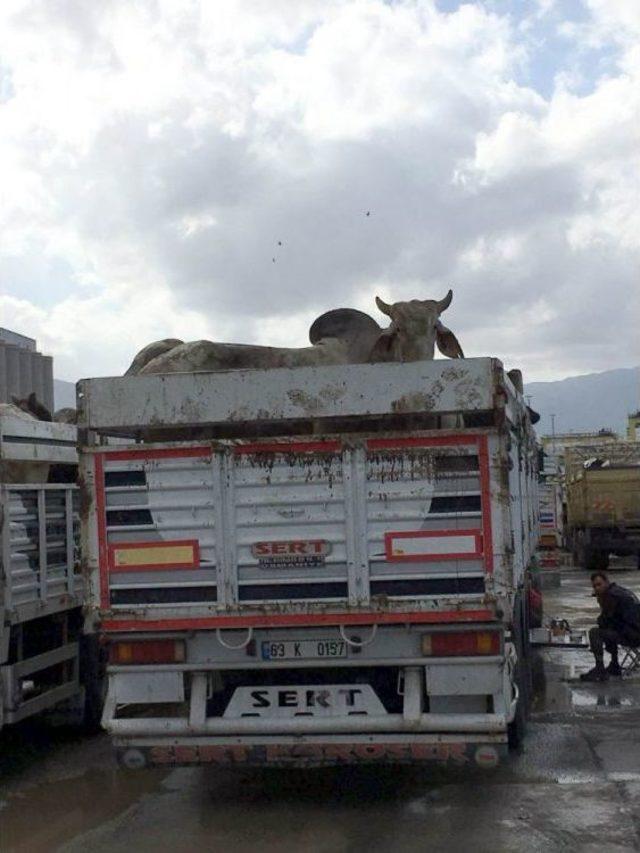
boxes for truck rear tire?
[508,687,527,750]
[508,593,531,750]
[80,634,107,733]
[575,535,589,569]
[585,549,609,572]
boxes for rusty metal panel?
[78,358,499,431]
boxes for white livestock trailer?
[78,357,539,769]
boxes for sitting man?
[580,571,640,682]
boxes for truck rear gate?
[89,433,496,621]
[78,358,538,766]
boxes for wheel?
[80,634,107,733]
[585,549,609,572]
[508,593,532,750]
[508,683,527,749]
[575,533,588,569]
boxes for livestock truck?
[566,442,640,571]
[78,357,539,769]
[0,413,95,729]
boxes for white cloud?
[0,0,637,385]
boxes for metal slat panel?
[97,434,499,618]
[2,485,80,613]
[365,444,485,592]
[103,452,217,609]
[233,450,347,600]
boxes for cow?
[11,392,52,421]
[125,291,463,375]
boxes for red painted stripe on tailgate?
[102,446,213,461]
[101,609,496,633]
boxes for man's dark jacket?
[597,583,640,644]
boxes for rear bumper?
[116,734,507,769]
[107,710,510,737]
[103,651,517,767]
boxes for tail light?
[109,639,186,665]
[421,631,500,656]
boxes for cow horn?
[436,289,453,313]
[375,296,393,317]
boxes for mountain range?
[524,365,639,437]
[54,365,640,438]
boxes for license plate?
[261,639,347,661]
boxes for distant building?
[540,429,618,459]
[0,328,54,412]
[627,412,640,441]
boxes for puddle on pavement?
[531,567,640,715]
[537,682,637,712]
[0,766,168,853]
[532,650,640,714]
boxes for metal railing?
[1,484,81,616]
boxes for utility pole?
[550,413,556,452]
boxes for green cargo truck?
[566,442,640,571]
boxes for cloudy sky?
[0,0,638,383]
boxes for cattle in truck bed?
[125,291,464,375]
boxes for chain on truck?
[77,357,539,769]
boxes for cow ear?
[435,321,464,358]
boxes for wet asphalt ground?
[2,564,640,852]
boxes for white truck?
[0,414,88,729]
[78,357,539,769]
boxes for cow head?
[11,392,52,422]
[374,290,464,361]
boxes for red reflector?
[422,631,500,656]
[109,640,186,665]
